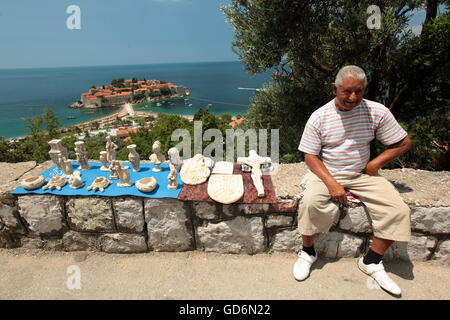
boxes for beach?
[68,103,194,132]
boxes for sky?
[0,1,443,69]
[0,0,236,69]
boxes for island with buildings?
[70,78,190,109]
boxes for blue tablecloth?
[12,161,183,198]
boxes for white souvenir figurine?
[21,176,46,190]
[74,141,91,170]
[168,147,182,171]
[167,163,178,190]
[180,154,211,185]
[106,135,118,163]
[87,176,112,192]
[136,177,157,193]
[42,176,67,191]
[127,144,141,172]
[99,151,110,171]
[58,152,73,178]
[116,162,133,187]
[238,151,272,173]
[48,139,68,169]
[69,170,84,189]
[109,159,120,180]
[149,141,165,172]
[239,150,265,198]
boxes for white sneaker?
[358,257,402,296]
[293,251,317,281]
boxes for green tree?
[24,115,43,137]
[223,0,449,169]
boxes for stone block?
[222,204,238,217]
[270,228,302,252]
[338,206,372,233]
[99,233,147,253]
[112,198,145,233]
[144,199,194,252]
[17,195,65,236]
[20,237,45,249]
[265,215,294,228]
[236,203,270,215]
[197,216,265,254]
[192,201,220,220]
[315,232,364,258]
[411,207,450,234]
[62,231,99,251]
[383,235,437,262]
[67,197,115,233]
[0,226,20,248]
[269,199,298,213]
[0,202,26,234]
[432,240,450,265]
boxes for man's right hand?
[304,153,348,204]
[326,181,347,204]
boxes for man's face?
[332,77,366,111]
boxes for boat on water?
[188,104,193,107]
[66,116,76,119]
[156,103,162,107]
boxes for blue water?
[0,61,270,139]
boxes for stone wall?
[0,161,449,265]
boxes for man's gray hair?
[335,65,368,87]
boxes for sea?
[0,61,271,139]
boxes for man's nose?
[349,92,358,100]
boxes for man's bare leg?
[302,235,315,248]
[370,237,394,255]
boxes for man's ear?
[331,83,337,95]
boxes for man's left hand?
[363,161,379,176]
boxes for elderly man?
[294,65,412,296]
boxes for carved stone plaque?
[207,174,244,204]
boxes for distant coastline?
[0,61,269,139]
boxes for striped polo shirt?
[298,99,408,173]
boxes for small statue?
[74,141,91,170]
[168,147,182,171]
[109,160,120,180]
[87,176,112,192]
[58,152,73,178]
[127,144,141,172]
[48,139,68,169]
[149,141,165,172]
[106,135,118,163]
[69,170,84,189]
[180,154,210,185]
[99,151,109,171]
[167,163,178,190]
[240,150,265,198]
[42,176,67,191]
[110,160,133,187]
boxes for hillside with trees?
[222,0,449,170]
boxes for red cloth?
[178,163,277,204]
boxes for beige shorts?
[298,171,411,242]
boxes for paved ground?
[0,248,448,300]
